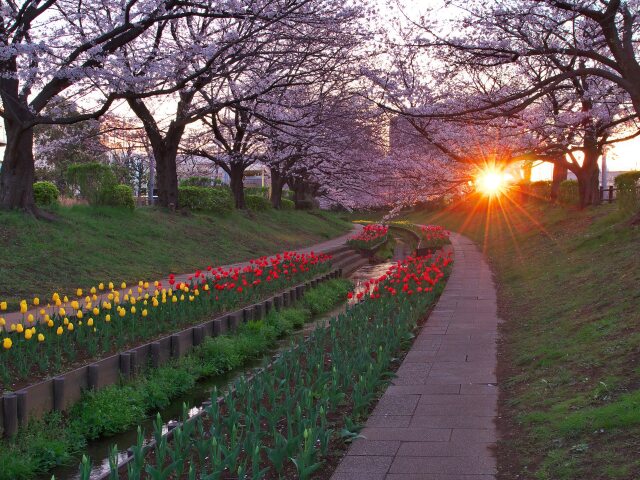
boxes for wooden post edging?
[0,268,340,437]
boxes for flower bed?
[346,223,389,250]
[93,252,451,480]
[418,224,451,250]
[0,279,352,480]
[0,251,332,390]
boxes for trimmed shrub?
[180,176,214,188]
[245,194,272,211]
[528,180,552,199]
[178,186,233,213]
[558,180,579,205]
[66,162,117,205]
[104,184,135,210]
[280,198,295,210]
[245,186,269,198]
[33,181,60,206]
[614,171,640,214]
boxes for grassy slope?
[402,195,640,480]
[0,206,350,307]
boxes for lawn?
[0,206,351,308]
[403,194,640,480]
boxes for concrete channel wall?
[0,269,343,437]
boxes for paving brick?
[334,455,393,473]
[349,440,401,456]
[397,441,494,457]
[389,455,496,475]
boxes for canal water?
[49,233,414,479]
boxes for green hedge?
[104,185,135,210]
[245,194,272,211]
[245,186,269,198]
[33,181,59,206]
[66,162,117,206]
[614,171,640,214]
[280,198,295,210]
[558,180,579,205]
[178,186,233,213]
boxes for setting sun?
[475,169,513,196]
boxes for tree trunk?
[550,161,568,201]
[522,160,533,183]
[0,118,36,211]
[577,135,602,208]
[270,169,285,208]
[230,163,245,209]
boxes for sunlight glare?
[475,169,512,196]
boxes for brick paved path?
[331,233,499,480]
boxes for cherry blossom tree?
[0,0,228,212]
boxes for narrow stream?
[49,234,413,480]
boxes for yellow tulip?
[90,287,96,294]
[162,297,167,304]
[99,283,104,290]
[16,324,24,333]
[142,309,148,317]
[85,295,91,303]
[63,295,69,302]
[24,329,33,340]
[47,319,54,328]
[44,314,50,322]
[67,323,74,331]
[38,333,45,342]
[108,282,114,290]
[137,287,143,294]
[56,326,63,336]
[63,317,69,325]
[130,297,136,305]
[59,307,66,316]
[78,321,82,326]
[121,282,127,289]
[71,300,79,310]
[105,314,111,322]
[0,301,7,311]
[55,298,62,307]
[108,293,114,300]
[87,318,94,327]
[93,308,99,315]
[124,294,129,302]
[0,317,5,326]
[180,294,185,301]
[92,294,97,301]
[76,288,83,297]
[144,293,149,300]
[194,289,199,296]
[20,300,28,314]
[10,324,16,331]
[172,296,178,303]
[130,306,136,314]
[85,301,92,309]
[144,282,149,289]
[52,293,60,302]
[2,338,12,349]
[152,298,159,307]
[204,284,210,291]
[33,297,40,306]
[119,309,125,318]
[189,296,194,302]
[77,310,83,319]
[39,308,45,315]
[27,314,34,323]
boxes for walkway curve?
[2,224,363,331]
[331,232,499,480]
